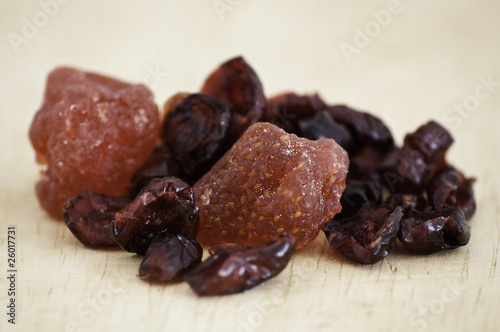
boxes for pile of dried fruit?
[29,57,476,296]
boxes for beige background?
[1,0,499,331]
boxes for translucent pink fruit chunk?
[29,67,159,218]
[194,122,349,249]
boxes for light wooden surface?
[1,1,499,331]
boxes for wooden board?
[1,1,499,331]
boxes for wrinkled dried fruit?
[201,56,266,142]
[29,67,159,218]
[398,208,470,254]
[194,122,349,249]
[324,204,403,264]
[138,234,203,282]
[427,166,476,219]
[109,177,199,255]
[184,233,295,296]
[160,93,231,181]
[265,92,327,134]
[390,121,453,193]
[62,191,131,248]
[297,110,355,153]
[327,105,394,152]
[127,144,184,198]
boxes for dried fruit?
[427,166,476,219]
[109,177,199,255]
[63,191,131,248]
[398,208,470,254]
[194,122,349,249]
[390,121,454,193]
[324,204,403,264]
[297,110,355,153]
[160,93,231,181]
[201,56,266,142]
[139,234,203,282]
[31,59,479,294]
[265,92,327,134]
[184,233,295,296]
[327,105,394,153]
[29,67,159,218]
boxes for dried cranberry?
[297,110,355,153]
[327,105,394,153]
[389,121,454,193]
[201,56,266,142]
[138,234,203,282]
[184,233,295,296]
[324,204,403,264]
[109,177,199,255]
[427,166,476,219]
[264,92,327,134]
[63,191,132,248]
[398,208,470,254]
[160,93,231,181]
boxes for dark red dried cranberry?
[63,191,131,248]
[327,105,394,153]
[160,93,231,181]
[109,177,199,255]
[389,121,454,193]
[265,92,327,134]
[398,207,470,254]
[324,204,403,264]
[127,144,184,197]
[184,233,295,296]
[138,234,203,282]
[201,56,266,142]
[427,166,476,219]
[297,110,355,152]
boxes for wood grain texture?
[1,0,499,331]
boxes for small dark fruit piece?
[138,234,203,282]
[398,208,470,255]
[109,176,199,255]
[184,233,295,296]
[201,56,266,142]
[324,203,403,264]
[63,191,132,248]
[160,93,231,181]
